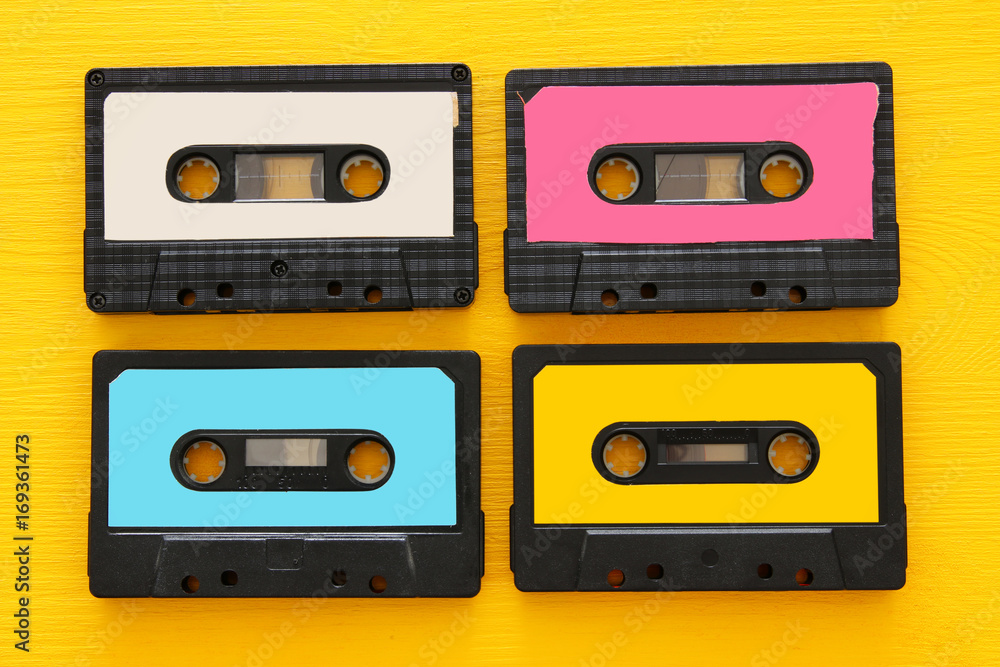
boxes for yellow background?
[532,363,879,524]
[0,0,997,665]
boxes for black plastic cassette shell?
[504,62,899,313]
[510,343,906,591]
[90,350,483,598]
[85,64,477,313]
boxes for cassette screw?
[270,260,289,278]
[454,287,473,305]
[89,292,106,309]
[88,71,105,87]
[451,66,468,82]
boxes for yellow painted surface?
[0,0,998,664]
[532,363,879,524]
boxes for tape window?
[234,153,325,202]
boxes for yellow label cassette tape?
[511,343,905,591]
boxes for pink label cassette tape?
[504,62,898,313]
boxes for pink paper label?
[522,83,879,244]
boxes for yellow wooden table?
[1,1,998,664]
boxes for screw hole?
[788,286,806,304]
[601,289,619,308]
[607,569,625,588]
[270,260,288,277]
[364,286,383,304]
[701,549,719,567]
[221,570,238,586]
[640,283,657,299]
[751,281,766,297]
[369,575,387,593]
[646,564,664,580]
[451,65,468,81]
[331,570,347,587]
[217,283,234,298]
[795,568,814,586]
[181,575,200,593]
[757,563,773,579]
[327,281,343,296]
[177,289,196,307]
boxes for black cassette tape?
[511,343,905,591]
[85,64,476,313]
[504,62,899,313]
[90,350,482,597]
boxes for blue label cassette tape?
[89,350,482,597]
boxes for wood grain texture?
[1,0,998,664]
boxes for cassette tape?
[90,350,482,597]
[511,343,905,591]
[84,64,476,313]
[504,62,899,313]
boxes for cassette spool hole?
[175,156,220,200]
[595,156,640,201]
[340,153,385,199]
[767,433,813,477]
[347,440,390,485]
[182,440,226,484]
[759,153,805,198]
[602,433,647,478]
